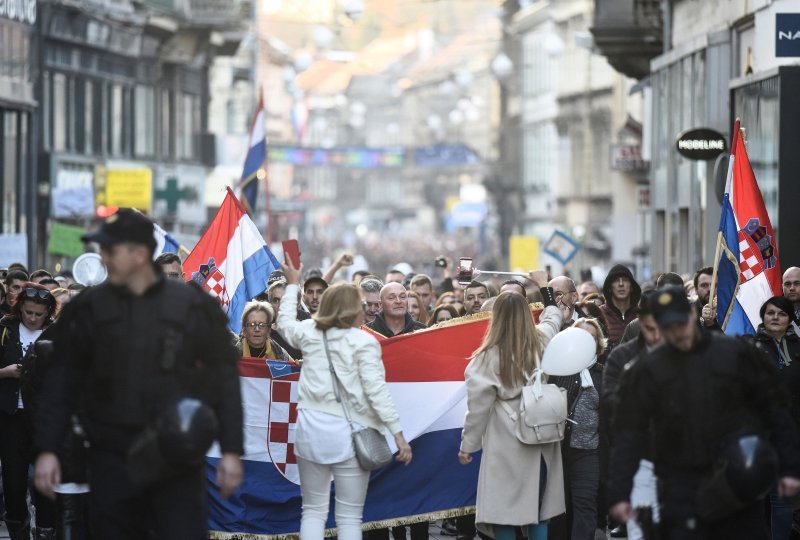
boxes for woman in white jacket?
[278,260,412,540]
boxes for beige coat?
[460,305,565,535]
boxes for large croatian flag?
[715,119,782,335]
[183,188,280,333]
[235,95,266,214]
[205,314,513,537]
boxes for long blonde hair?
[473,291,543,387]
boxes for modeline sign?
[675,128,727,160]
[776,13,800,57]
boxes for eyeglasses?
[24,288,52,300]
[245,322,270,329]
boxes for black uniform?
[35,274,243,540]
[608,329,800,540]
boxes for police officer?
[608,287,800,540]
[32,209,244,540]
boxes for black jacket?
[745,326,800,426]
[608,329,800,506]
[0,314,54,414]
[36,276,243,456]
[550,363,604,447]
[366,312,426,337]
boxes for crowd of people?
[1,209,800,540]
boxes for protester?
[236,301,292,361]
[154,252,185,280]
[745,296,800,540]
[693,266,720,330]
[407,291,430,325]
[463,281,490,316]
[360,278,384,325]
[499,279,526,296]
[29,270,53,284]
[3,270,29,308]
[367,283,426,337]
[608,287,800,539]
[267,280,310,359]
[1,283,58,539]
[303,276,328,315]
[50,287,71,318]
[410,274,435,312]
[429,304,459,325]
[600,265,641,348]
[782,267,800,321]
[0,283,7,316]
[549,317,607,540]
[277,258,412,540]
[578,281,600,302]
[385,269,405,284]
[459,287,563,540]
[548,276,584,329]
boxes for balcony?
[591,0,662,79]
[139,0,242,27]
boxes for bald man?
[366,282,426,337]
[549,276,584,328]
[783,267,800,321]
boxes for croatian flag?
[205,315,508,536]
[152,222,181,258]
[715,119,782,335]
[235,94,266,214]
[183,188,280,333]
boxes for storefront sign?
[0,0,37,25]
[675,128,727,160]
[47,223,87,259]
[776,13,800,57]
[105,168,153,211]
[52,168,95,218]
[610,144,647,172]
[153,165,205,226]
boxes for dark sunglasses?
[24,287,52,300]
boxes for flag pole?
[258,85,272,246]
[709,119,741,329]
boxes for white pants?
[298,456,370,540]
[626,459,660,540]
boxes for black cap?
[268,270,286,286]
[82,208,156,251]
[303,276,328,291]
[652,286,692,327]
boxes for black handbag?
[322,331,393,471]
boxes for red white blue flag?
[183,188,279,333]
[235,94,266,214]
[715,120,782,334]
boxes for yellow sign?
[509,236,540,273]
[105,169,153,211]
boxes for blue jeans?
[768,490,793,540]
[495,523,547,540]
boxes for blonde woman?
[278,259,412,540]
[407,290,430,325]
[235,301,291,361]
[459,287,564,540]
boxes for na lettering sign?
[777,14,800,57]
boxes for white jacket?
[276,284,402,435]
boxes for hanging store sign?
[675,128,727,160]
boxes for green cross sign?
[155,177,196,214]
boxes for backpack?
[498,369,568,445]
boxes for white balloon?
[541,327,597,376]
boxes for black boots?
[5,518,31,540]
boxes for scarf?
[580,356,598,388]
[242,338,275,359]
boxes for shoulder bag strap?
[322,330,356,431]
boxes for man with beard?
[463,281,490,316]
[359,278,384,325]
[693,266,721,331]
[302,276,328,315]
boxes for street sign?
[610,144,647,172]
[543,230,580,266]
[675,128,727,160]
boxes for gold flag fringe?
[209,506,476,540]
[415,302,545,334]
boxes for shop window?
[135,85,156,157]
